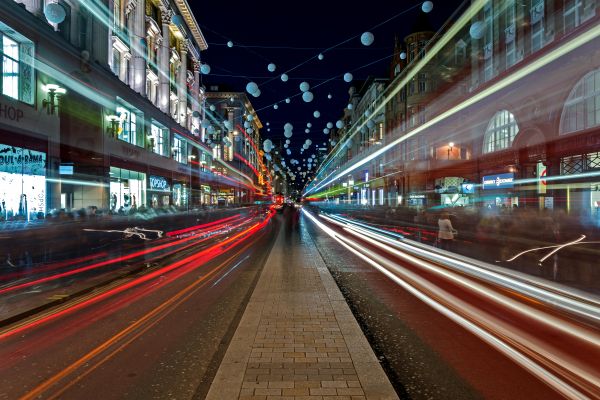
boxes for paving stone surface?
[206,214,399,400]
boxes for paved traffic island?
[206,214,399,400]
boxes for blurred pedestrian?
[438,212,457,251]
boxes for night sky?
[190,0,465,190]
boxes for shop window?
[483,110,519,153]
[560,69,600,134]
[109,167,146,213]
[116,105,142,146]
[0,23,34,104]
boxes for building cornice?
[172,0,208,51]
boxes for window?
[0,25,34,104]
[531,0,545,52]
[560,69,600,134]
[79,13,89,49]
[149,122,168,155]
[172,136,187,164]
[113,0,122,31]
[483,110,519,153]
[505,0,516,68]
[455,40,466,65]
[564,0,583,32]
[116,105,142,146]
[483,1,494,81]
[418,73,427,93]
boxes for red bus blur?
[273,194,284,210]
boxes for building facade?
[0,0,267,220]
[308,0,600,218]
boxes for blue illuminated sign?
[482,173,514,189]
[461,183,475,194]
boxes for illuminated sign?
[461,183,475,194]
[482,173,514,189]
[409,194,426,199]
[149,175,170,191]
[59,164,73,175]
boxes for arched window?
[483,110,519,153]
[560,69,600,135]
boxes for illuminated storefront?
[148,175,171,208]
[0,144,46,221]
[481,173,519,208]
[172,181,189,208]
[109,166,146,213]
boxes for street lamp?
[106,114,120,138]
[42,84,66,115]
[447,142,454,160]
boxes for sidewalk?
[206,213,399,400]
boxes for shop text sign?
[482,173,514,189]
[0,103,24,122]
[0,144,46,175]
[149,175,170,191]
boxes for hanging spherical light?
[343,73,353,83]
[327,93,332,99]
[200,64,211,74]
[313,110,320,118]
[299,82,310,92]
[273,104,279,109]
[470,21,485,39]
[336,120,344,129]
[400,51,407,60]
[347,103,353,110]
[323,128,330,134]
[318,53,324,60]
[281,73,289,82]
[246,81,259,95]
[326,122,333,129]
[267,63,276,72]
[302,91,314,102]
[360,32,374,46]
[422,1,434,13]
[227,41,233,48]
[44,3,67,24]
[285,98,291,104]
[209,105,216,111]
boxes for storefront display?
[109,166,146,213]
[0,144,46,221]
[172,182,189,208]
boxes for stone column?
[177,42,188,127]
[129,0,146,95]
[191,61,201,136]
[158,9,173,113]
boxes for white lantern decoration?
[287,149,291,155]
[336,120,344,129]
[326,122,333,129]
[223,120,232,130]
[201,119,210,128]
[244,121,251,128]
[267,63,277,72]
[323,128,330,134]
[422,1,433,13]
[247,127,254,134]
[284,144,288,148]
[227,41,234,48]
[305,129,310,133]
[210,105,216,111]
[247,114,254,121]
[274,104,279,109]
[367,120,375,129]
[246,81,259,95]
[284,130,293,138]
[347,103,354,110]
[307,122,312,128]
[263,139,273,152]
[251,88,261,98]
[299,82,310,92]
[44,3,67,24]
[285,139,290,144]
[313,110,320,118]
[281,73,289,82]
[343,73,353,83]
[360,32,374,46]
[306,139,312,146]
[364,109,372,118]
[285,98,291,104]
[200,64,211,74]
[327,93,332,99]
[400,51,407,60]
[318,53,324,60]
[302,91,314,102]
[284,122,293,131]
[470,21,485,39]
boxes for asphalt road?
[0,210,278,400]
[304,212,564,400]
